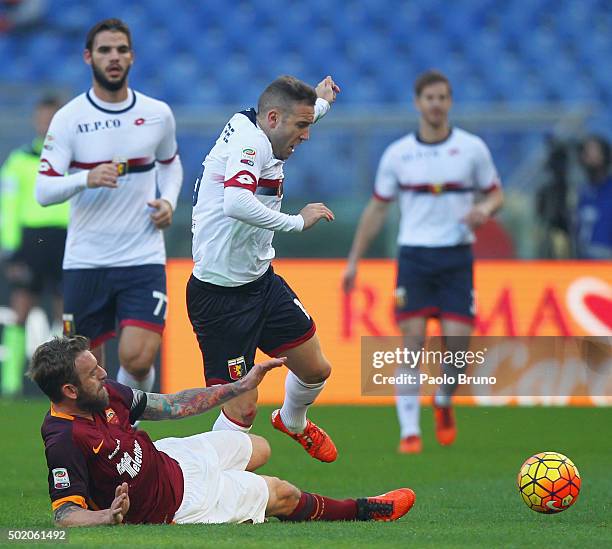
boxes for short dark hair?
[414,70,452,97]
[257,75,317,115]
[85,18,132,51]
[27,336,90,403]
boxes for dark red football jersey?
[41,380,183,524]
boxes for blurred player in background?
[574,135,612,259]
[343,70,503,453]
[30,336,415,525]
[0,95,68,396]
[189,75,340,462]
[35,19,183,397]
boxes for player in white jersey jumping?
[343,70,504,453]
[189,75,340,462]
[35,19,183,397]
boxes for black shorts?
[6,227,66,295]
[395,244,475,325]
[187,266,315,385]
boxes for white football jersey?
[374,127,501,246]
[192,109,288,286]
[38,89,179,268]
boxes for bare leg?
[117,325,160,392]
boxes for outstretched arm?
[54,483,129,527]
[140,358,284,420]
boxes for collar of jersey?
[415,127,454,146]
[86,88,137,115]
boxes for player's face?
[269,103,314,160]
[73,351,109,413]
[84,30,133,92]
[414,82,452,128]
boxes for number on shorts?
[152,290,168,319]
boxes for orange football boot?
[434,404,456,445]
[356,488,416,521]
[398,435,422,454]
[271,409,338,462]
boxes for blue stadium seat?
[2,0,612,198]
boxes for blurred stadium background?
[0,1,610,395]
[1,0,611,260]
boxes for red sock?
[279,492,358,521]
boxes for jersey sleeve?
[45,428,90,511]
[373,146,399,202]
[38,109,73,177]
[472,138,501,192]
[223,135,267,194]
[155,104,179,163]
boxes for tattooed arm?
[140,357,285,421]
[54,483,130,527]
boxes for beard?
[76,385,109,413]
[91,60,130,92]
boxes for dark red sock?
[279,492,358,521]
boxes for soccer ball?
[517,452,581,513]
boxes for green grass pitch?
[1,400,611,548]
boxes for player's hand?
[148,199,173,229]
[108,482,130,524]
[315,76,341,104]
[463,204,490,229]
[240,358,286,391]
[87,163,119,189]
[299,203,335,230]
[342,262,358,293]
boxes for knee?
[299,357,332,384]
[224,401,258,426]
[270,478,301,516]
[247,435,271,470]
[120,341,158,376]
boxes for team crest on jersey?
[52,468,70,489]
[228,356,247,380]
[105,408,119,425]
[62,314,75,336]
[241,147,256,162]
[395,287,407,308]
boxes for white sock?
[117,365,156,393]
[395,366,421,438]
[396,394,421,438]
[279,371,325,433]
[212,409,252,433]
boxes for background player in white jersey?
[35,19,183,397]
[189,75,340,462]
[343,70,504,453]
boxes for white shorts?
[154,431,269,524]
